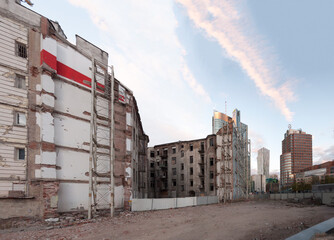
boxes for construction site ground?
[0,200,333,240]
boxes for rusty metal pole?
[110,65,115,217]
[88,58,96,219]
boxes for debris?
[45,218,59,222]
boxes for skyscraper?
[212,111,231,134]
[257,147,270,178]
[280,128,312,188]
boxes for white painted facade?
[0,13,28,196]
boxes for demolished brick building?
[0,0,148,219]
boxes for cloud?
[181,60,212,103]
[67,0,213,145]
[176,0,296,121]
[248,129,265,153]
[313,145,334,165]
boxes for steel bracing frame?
[88,58,115,219]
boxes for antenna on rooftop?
[225,99,227,114]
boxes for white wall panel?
[58,182,88,212]
[54,114,90,150]
[54,80,91,120]
[56,149,89,181]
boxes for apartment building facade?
[0,0,148,219]
[280,128,312,188]
[147,135,217,198]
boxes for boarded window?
[15,74,26,89]
[181,150,184,157]
[119,85,126,103]
[181,185,184,191]
[126,138,132,151]
[16,41,27,58]
[126,112,132,126]
[14,112,26,126]
[210,138,214,146]
[16,148,25,160]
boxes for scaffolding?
[218,120,250,202]
[88,58,115,219]
[221,122,233,203]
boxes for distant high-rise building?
[257,147,270,177]
[280,128,312,188]
[212,111,232,134]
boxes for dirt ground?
[0,200,333,240]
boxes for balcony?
[198,148,205,154]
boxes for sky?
[26,0,334,175]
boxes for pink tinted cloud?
[177,0,296,121]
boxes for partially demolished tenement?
[148,109,251,202]
[147,135,217,198]
[0,0,148,219]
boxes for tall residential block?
[257,147,270,177]
[280,128,312,188]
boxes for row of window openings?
[150,157,214,168]
[171,180,215,191]
[150,168,214,179]
[150,139,214,157]
[151,179,214,191]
